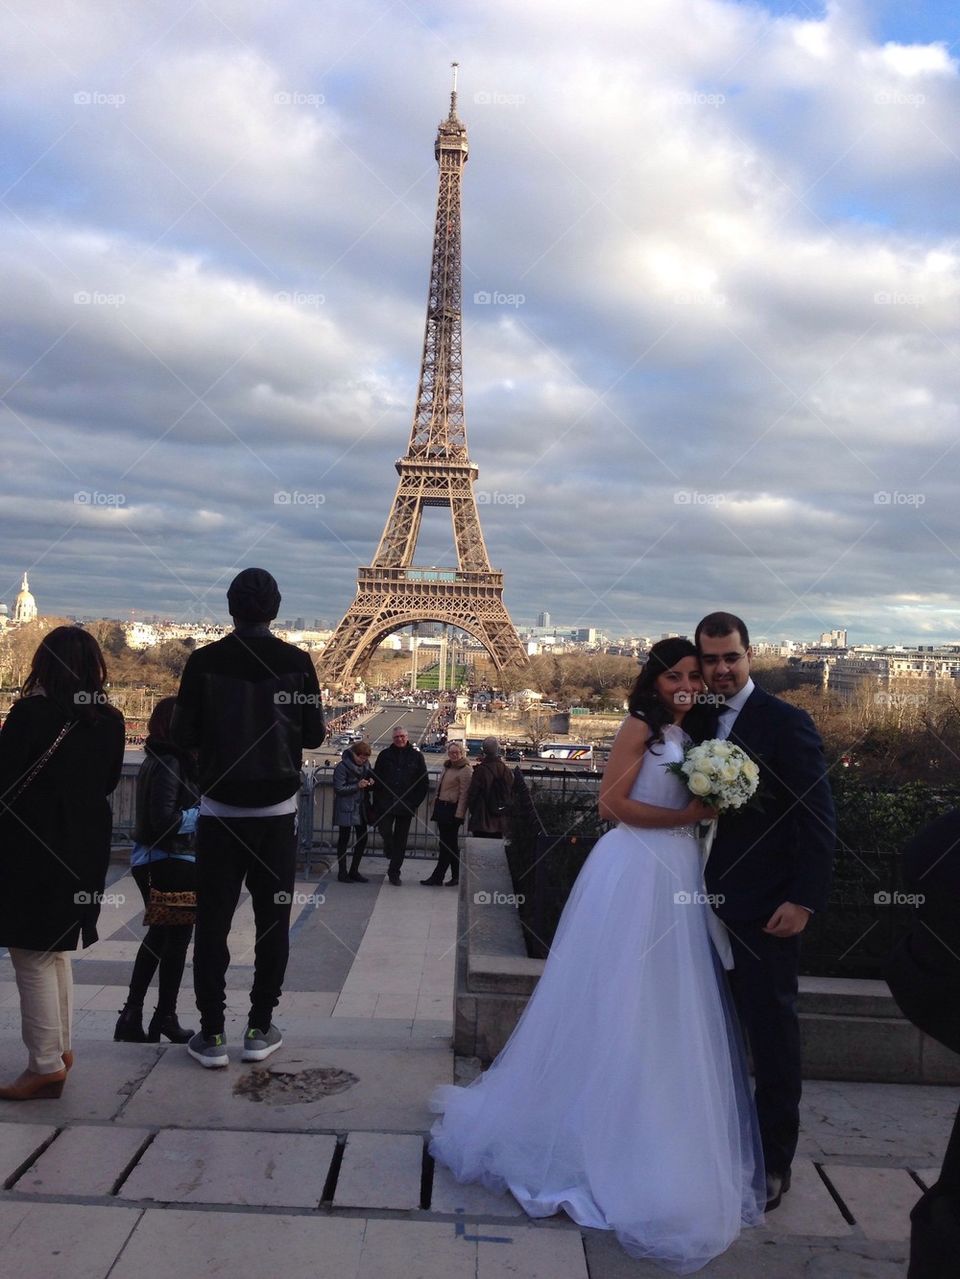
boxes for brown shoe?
[0,1068,67,1100]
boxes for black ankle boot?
[147,1011,195,1044]
[114,1004,148,1042]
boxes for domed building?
[13,573,37,625]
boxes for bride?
[429,638,766,1272]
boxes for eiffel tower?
[320,66,527,688]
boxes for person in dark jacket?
[885,810,960,1277]
[467,738,513,838]
[697,611,836,1212]
[0,627,125,1100]
[373,725,428,885]
[332,741,374,882]
[171,568,325,1068]
[115,697,198,1045]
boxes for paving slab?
[478,1221,588,1278]
[0,1200,141,1279]
[334,1130,423,1209]
[799,1079,960,1160]
[0,1123,57,1185]
[823,1165,920,1240]
[429,1161,524,1216]
[354,1217,478,1279]
[916,1166,940,1187]
[0,1039,160,1123]
[120,1043,451,1132]
[119,1127,337,1207]
[758,1158,851,1237]
[13,1124,152,1196]
[110,1208,364,1279]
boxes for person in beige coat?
[422,743,471,886]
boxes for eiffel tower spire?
[319,68,527,688]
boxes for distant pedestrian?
[467,737,513,838]
[172,568,325,1068]
[333,741,374,883]
[373,725,428,885]
[422,742,470,886]
[0,628,124,1100]
[115,697,198,1045]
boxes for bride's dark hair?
[628,638,710,751]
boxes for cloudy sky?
[3,0,960,644]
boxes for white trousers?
[8,948,73,1074]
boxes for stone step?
[821,1165,921,1240]
[334,1131,424,1209]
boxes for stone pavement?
[0,857,955,1278]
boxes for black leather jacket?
[133,738,198,851]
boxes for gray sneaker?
[186,1031,229,1068]
[242,1024,283,1062]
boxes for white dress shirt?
[715,677,755,740]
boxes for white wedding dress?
[429,723,766,1273]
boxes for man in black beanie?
[172,568,325,1067]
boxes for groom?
[696,611,836,1212]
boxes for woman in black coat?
[115,696,198,1044]
[0,627,125,1099]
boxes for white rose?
[742,760,759,782]
[719,762,739,783]
[714,742,733,758]
[688,772,712,796]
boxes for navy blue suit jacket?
[703,685,836,922]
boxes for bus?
[537,742,595,762]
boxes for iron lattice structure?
[320,70,528,688]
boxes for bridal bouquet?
[666,739,760,813]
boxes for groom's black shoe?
[765,1168,792,1212]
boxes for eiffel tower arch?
[320,66,528,689]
